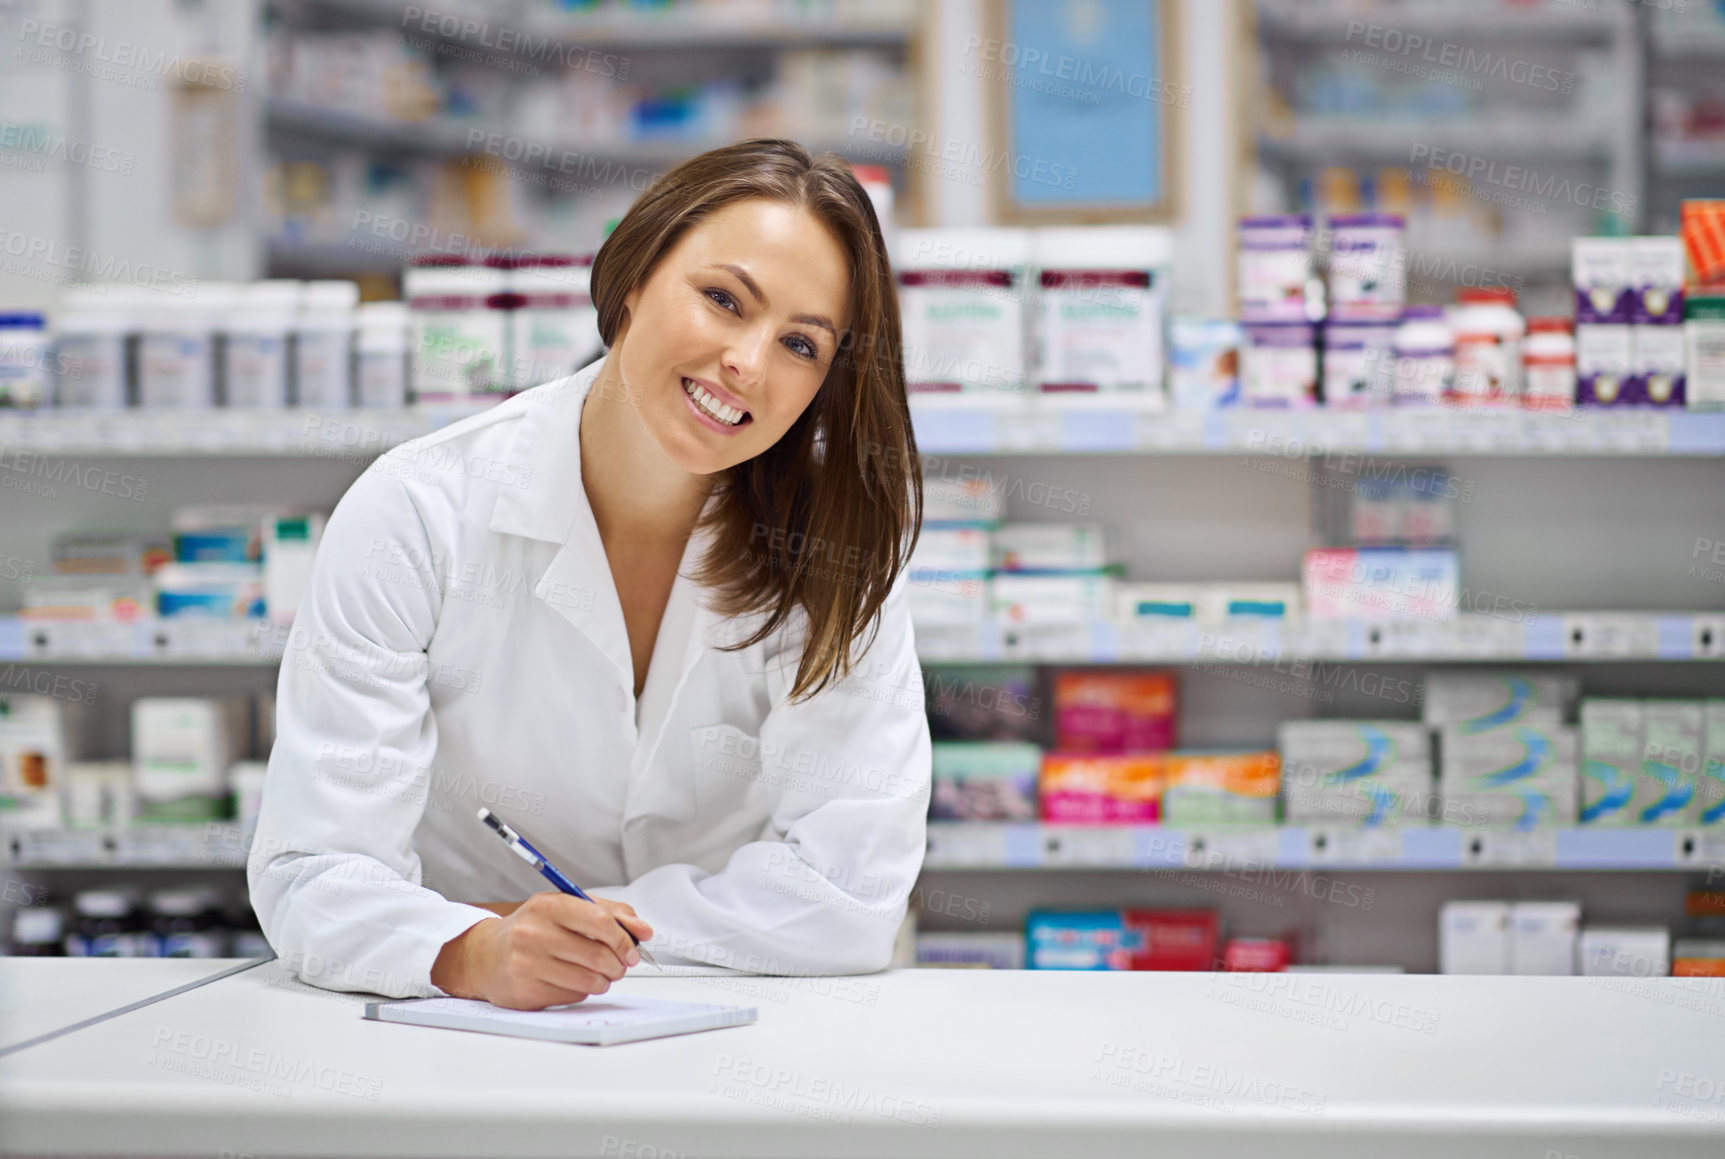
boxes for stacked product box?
[1583,698,1721,826]
[1426,672,1580,830]
[915,932,1025,970]
[1237,215,1318,407]
[1112,582,1302,626]
[1439,900,1581,975]
[988,523,1116,624]
[1027,909,1219,971]
[905,476,1002,629]
[1278,721,1434,828]
[924,664,1041,743]
[1159,751,1281,827]
[1301,546,1459,620]
[930,741,1039,822]
[1573,235,1689,408]
[1040,671,1175,824]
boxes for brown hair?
[589,138,922,701]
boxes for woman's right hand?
[430,892,653,1010]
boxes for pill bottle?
[222,281,297,408]
[51,286,131,408]
[66,889,154,957]
[508,254,599,392]
[138,285,230,408]
[1328,212,1406,322]
[295,280,359,409]
[1321,320,1397,407]
[405,257,506,403]
[1238,214,1314,323]
[0,312,50,409]
[1241,322,1317,407]
[1392,305,1453,406]
[1032,226,1170,399]
[355,301,410,408]
[1522,317,1576,412]
[894,228,1031,397]
[1451,286,1524,407]
[150,888,228,958]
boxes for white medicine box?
[1440,900,1511,975]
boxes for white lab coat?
[247,357,932,998]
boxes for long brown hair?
[589,138,922,702]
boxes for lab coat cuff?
[414,902,504,998]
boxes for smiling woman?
[586,139,923,703]
[249,139,933,1012]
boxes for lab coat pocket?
[688,722,772,818]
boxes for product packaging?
[991,524,1110,572]
[355,301,411,408]
[910,526,991,574]
[925,664,1041,743]
[1160,751,1280,827]
[989,573,1113,624]
[294,280,359,408]
[0,312,51,408]
[1578,926,1671,977]
[1240,322,1317,407]
[1032,226,1168,397]
[1576,322,1634,406]
[1631,236,1687,325]
[1392,305,1453,405]
[66,889,155,957]
[1222,937,1294,972]
[1423,671,1578,730]
[916,932,1025,970]
[0,695,67,828]
[1052,670,1176,753]
[1632,323,1687,407]
[1699,700,1725,826]
[1522,317,1576,411]
[923,475,1007,525]
[131,697,248,821]
[1572,237,1635,323]
[1638,701,1703,826]
[1278,720,1433,827]
[222,281,297,409]
[1327,212,1406,322]
[1681,199,1725,290]
[1439,900,1511,974]
[405,257,506,402]
[1685,293,1725,410]
[931,741,1039,822]
[51,286,130,409]
[1508,901,1580,976]
[1301,547,1459,620]
[1238,215,1314,322]
[507,255,600,391]
[1438,723,1580,829]
[1122,909,1220,970]
[1038,753,1163,824]
[1580,698,1641,825]
[1169,317,1241,409]
[895,228,1030,396]
[1321,320,1396,406]
[1026,910,1142,970]
[905,572,988,627]
[263,513,325,626]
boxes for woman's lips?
[682,377,751,433]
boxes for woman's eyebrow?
[706,262,838,339]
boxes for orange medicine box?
[1161,751,1282,827]
[1039,753,1166,824]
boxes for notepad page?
[404,994,742,1029]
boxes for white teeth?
[684,378,744,426]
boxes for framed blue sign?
[984,0,1183,222]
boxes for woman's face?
[614,197,852,475]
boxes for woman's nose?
[724,324,773,385]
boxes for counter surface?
[0,958,242,1054]
[1,959,1722,1158]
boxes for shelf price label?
[1460,829,1558,868]
[1306,826,1402,866]
[1675,830,1725,869]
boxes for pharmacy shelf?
[907,402,1725,456]
[3,823,249,870]
[7,611,1719,667]
[0,405,488,457]
[915,613,1725,665]
[1257,116,1612,161]
[266,98,906,167]
[270,0,912,52]
[0,618,285,666]
[924,822,1725,872]
[1255,1,1622,42]
[8,403,1719,459]
[1650,25,1725,60]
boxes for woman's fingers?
[525,892,639,972]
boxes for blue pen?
[476,808,658,967]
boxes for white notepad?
[363,994,757,1046]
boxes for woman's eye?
[786,336,817,359]
[705,288,737,312]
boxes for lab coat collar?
[486,359,746,743]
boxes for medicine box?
[989,573,1113,624]
[1440,900,1511,974]
[909,526,991,574]
[1198,583,1302,622]
[1638,701,1703,826]
[1575,322,1634,406]
[1508,901,1580,976]
[1438,724,1580,829]
[1038,753,1163,824]
[1699,700,1725,826]
[923,475,1006,525]
[905,572,988,627]
[1302,547,1459,620]
[1572,237,1634,323]
[925,664,1041,744]
[931,742,1039,822]
[1113,583,1203,622]
[1027,910,1142,971]
[990,523,1111,572]
[1580,699,1641,826]
[131,697,248,821]
[1278,720,1433,827]
[1423,672,1577,730]
[1122,909,1220,971]
[1631,324,1687,408]
[1052,670,1176,753]
[1687,294,1725,409]
[1631,236,1686,325]
[1578,926,1671,978]
[1160,751,1280,827]
[916,932,1025,970]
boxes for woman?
[248,139,929,1011]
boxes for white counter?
[1,958,1722,1158]
[0,958,243,1054]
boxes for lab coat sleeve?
[247,460,498,998]
[597,573,932,976]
